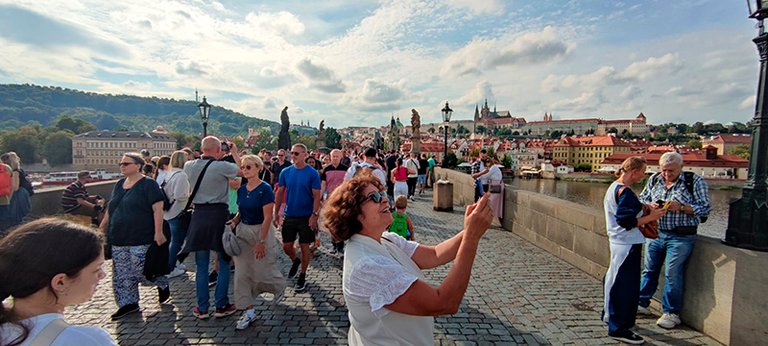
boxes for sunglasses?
[365,191,388,204]
[291,151,302,156]
[240,165,256,170]
[118,162,135,167]
[278,154,285,157]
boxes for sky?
[0,0,761,128]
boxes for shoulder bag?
[178,159,215,231]
[616,185,658,239]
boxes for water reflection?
[505,178,741,239]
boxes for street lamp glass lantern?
[748,0,768,19]
[198,96,211,122]
[441,102,453,122]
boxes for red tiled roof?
[599,119,644,124]
[527,118,600,125]
[602,152,748,168]
[706,134,752,144]
[553,136,629,147]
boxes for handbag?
[222,224,241,257]
[616,186,659,239]
[178,159,215,231]
[489,180,502,193]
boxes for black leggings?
[407,177,417,196]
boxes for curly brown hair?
[321,170,385,241]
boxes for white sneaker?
[167,267,185,278]
[176,261,186,271]
[656,313,681,329]
[235,309,257,330]
[637,305,652,315]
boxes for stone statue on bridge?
[316,119,326,148]
[411,109,421,154]
[278,106,292,150]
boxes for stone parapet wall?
[29,181,118,218]
[438,169,767,345]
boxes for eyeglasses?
[118,162,135,167]
[240,165,255,170]
[291,151,302,156]
[365,191,388,204]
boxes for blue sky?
[0,0,759,128]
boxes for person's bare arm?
[273,186,285,227]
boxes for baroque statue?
[278,106,292,150]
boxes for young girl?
[388,195,414,240]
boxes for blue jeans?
[167,217,185,271]
[195,251,231,312]
[639,231,697,314]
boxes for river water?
[504,178,742,239]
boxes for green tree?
[607,127,618,134]
[325,127,342,149]
[476,125,486,134]
[444,152,458,168]
[550,130,563,139]
[55,115,95,134]
[0,126,42,163]
[43,131,73,166]
[428,127,435,134]
[687,139,702,149]
[501,154,512,169]
[728,144,751,160]
[573,163,592,172]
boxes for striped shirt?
[62,181,87,212]
[638,172,711,230]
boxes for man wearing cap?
[343,148,387,186]
[61,171,105,224]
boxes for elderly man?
[637,152,711,329]
[182,136,241,319]
[321,149,350,254]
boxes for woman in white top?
[0,218,116,345]
[163,151,190,278]
[322,171,493,345]
[602,156,665,344]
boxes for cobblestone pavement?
[65,190,720,345]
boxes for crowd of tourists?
[0,139,713,345]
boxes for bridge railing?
[29,180,119,219]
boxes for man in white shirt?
[344,148,387,186]
[404,152,420,201]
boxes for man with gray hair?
[637,151,711,329]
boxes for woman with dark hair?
[322,171,493,345]
[390,157,408,198]
[99,152,169,320]
[0,218,115,345]
[154,155,171,185]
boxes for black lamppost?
[441,101,453,167]
[723,1,768,251]
[198,96,211,138]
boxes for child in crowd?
[388,195,414,240]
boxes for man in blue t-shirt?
[273,144,321,293]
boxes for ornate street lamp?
[441,101,453,167]
[723,1,768,251]
[198,96,211,138]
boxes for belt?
[661,226,697,235]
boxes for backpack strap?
[682,171,696,200]
[30,318,69,346]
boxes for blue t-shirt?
[236,181,275,225]
[278,165,321,218]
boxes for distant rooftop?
[75,131,175,141]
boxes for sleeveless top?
[389,212,409,238]
[343,232,433,345]
[393,167,407,182]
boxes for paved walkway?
[65,190,720,345]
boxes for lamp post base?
[722,189,768,252]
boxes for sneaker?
[167,267,185,278]
[158,287,171,304]
[208,271,218,287]
[656,313,681,329]
[111,303,140,320]
[176,261,186,271]
[193,306,213,319]
[295,272,307,293]
[214,303,237,318]
[288,258,301,278]
[272,288,285,305]
[637,305,652,315]
[609,330,644,344]
[235,308,257,330]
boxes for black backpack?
[649,171,708,223]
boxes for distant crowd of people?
[0,141,714,345]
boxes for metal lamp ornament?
[441,101,453,168]
[722,0,768,251]
[198,96,211,137]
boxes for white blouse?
[0,313,116,345]
[343,232,434,346]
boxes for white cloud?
[456,81,496,106]
[361,79,404,103]
[739,95,755,109]
[295,58,346,93]
[245,11,305,36]
[446,0,504,15]
[619,53,683,80]
[442,26,574,77]
[619,85,642,100]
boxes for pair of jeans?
[639,231,697,314]
[167,216,186,271]
[195,251,231,312]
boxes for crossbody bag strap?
[29,318,69,346]
[184,159,215,210]
[161,171,181,204]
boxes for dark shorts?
[282,216,314,244]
